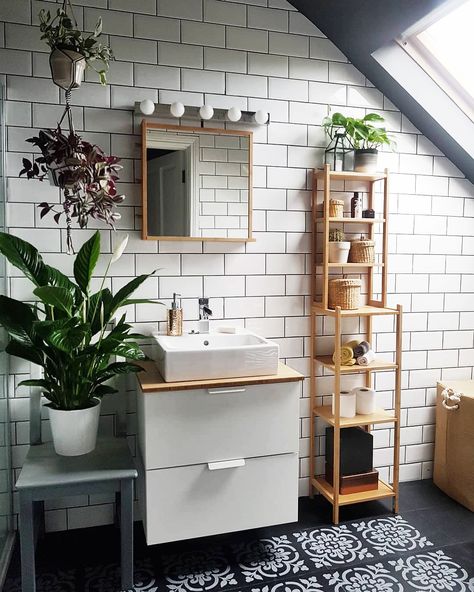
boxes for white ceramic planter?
[47,399,101,456]
[354,149,378,173]
[328,241,351,264]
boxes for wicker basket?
[328,279,362,310]
[349,239,375,263]
[329,199,344,218]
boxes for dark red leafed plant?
[20,126,125,252]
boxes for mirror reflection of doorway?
[147,147,191,237]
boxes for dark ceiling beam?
[290,0,474,183]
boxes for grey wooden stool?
[15,389,137,592]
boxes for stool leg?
[19,491,36,592]
[120,479,134,591]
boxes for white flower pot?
[328,241,351,263]
[47,399,101,456]
[354,149,378,173]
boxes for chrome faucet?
[198,298,212,333]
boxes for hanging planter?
[49,47,86,91]
[20,115,125,253]
[39,1,113,89]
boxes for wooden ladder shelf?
[309,164,403,524]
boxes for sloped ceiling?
[290,0,474,183]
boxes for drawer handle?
[207,387,247,395]
[208,459,245,471]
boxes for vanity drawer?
[142,452,298,545]
[137,381,300,470]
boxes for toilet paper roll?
[353,340,370,358]
[331,390,356,418]
[352,387,376,414]
[357,349,375,366]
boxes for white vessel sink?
[152,331,279,382]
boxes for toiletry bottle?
[167,293,183,336]
[351,192,362,218]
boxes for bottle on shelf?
[351,192,362,218]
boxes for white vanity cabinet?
[136,362,303,545]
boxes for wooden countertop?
[137,361,304,393]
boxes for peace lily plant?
[0,231,161,456]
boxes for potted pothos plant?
[0,230,160,456]
[39,5,113,88]
[20,126,124,253]
[328,229,350,264]
[323,112,395,173]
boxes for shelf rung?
[311,476,395,505]
[314,355,397,373]
[313,405,397,427]
[311,303,398,317]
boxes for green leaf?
[6,339,44,367]
[95,361,142,384]
[47,323,90,353]
[73,231,100,294]
[34,286,74,315]
[93,384,118,397]
[0,232,49,287]
[109,342,148,361]
[18,378,50,389]
[93,17,102,38]
[110,272,157,313]
[120,299,165,307]
[87,288,113,334]
[46,265,79,294]
[0,296,36,344]
[363,113,385,122]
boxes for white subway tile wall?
[1,0,473,531]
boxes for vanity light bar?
[134,101,270,125]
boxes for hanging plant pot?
[47,399,102,456]
[49,47,86,90]
[354,148,378,173]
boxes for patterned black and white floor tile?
[4,514,474,592]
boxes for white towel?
[357,349,376,366]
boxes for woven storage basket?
[328,279,362,310]
[329,199,344,218]
[349,239,375,263]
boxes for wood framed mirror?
[141,121,254,242]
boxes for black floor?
[4,480,474,591]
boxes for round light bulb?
[139,98,155,115]
[227,107,242,122]
[199,104,214,120]
[254,109,269,125]
[170,102,185,118]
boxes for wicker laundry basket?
[329,199,344,218]
[328,279,362,310]
[349,239,375,263]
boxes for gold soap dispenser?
[167,293,183,336]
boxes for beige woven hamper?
[349,238,375,263]
[328,279,361,310]
[434,380,474,511]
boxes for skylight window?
[401,0,474,118]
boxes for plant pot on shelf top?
[354,148,378,173]
[322,112,396,174]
